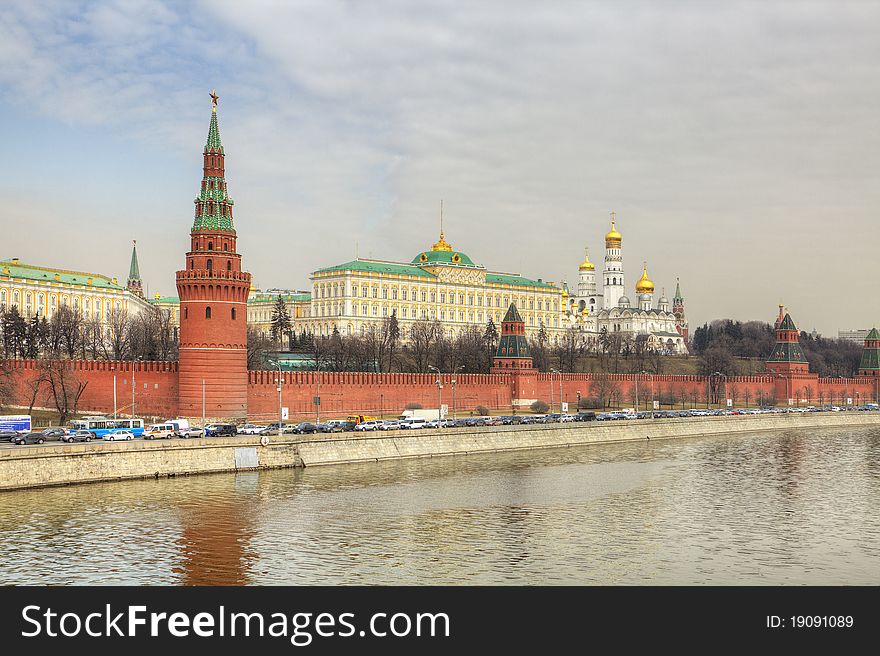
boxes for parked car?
[288,422,318,434]
[354,420,383,432]
[379,420,401,430]
[575,412,596,422]
[63,430,93,443]
[12,432,46,445]
[38,427,69,441]
[204,423,237,437]
[339,421,357,432]
[399,417,428,429]
[237,424,264,435]
[1,430,21,442]
[103,429,134,441]
[178,427,205,438]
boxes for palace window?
[362,304,367,315]
[373,287,378,298]
[431,292,436,302]
[459,294,464,304]
[362,286,368,297]
[382,288,388,299]
[402,289,407,300]
[392,289,398,300]
[372,306,378,316]
[440,293,445,303]
[421,291,427,302]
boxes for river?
[1,425,878,585]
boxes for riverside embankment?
[2,412,879,491]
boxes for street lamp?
[428,365,443,429]
[274,361,283,434]
[640,370,654,418]
[713,371,728,409]
[551,368,561,420]
[451,365,464,420]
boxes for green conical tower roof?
[673,278,683,302]
[128,240,140,281]
[205,101,224,153]
[192,94,235,233]
[859,327,880,372]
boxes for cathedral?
[561,212,689,354]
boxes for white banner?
[281,407,289,420]
[561,402,569,413]
[726,399,732,407]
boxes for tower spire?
[194,93,234,232]
[126,239,143,298]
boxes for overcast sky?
[1,1,878,335]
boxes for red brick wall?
[246,371,513,421]
[3,359,179,419]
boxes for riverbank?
[1,412,879,491]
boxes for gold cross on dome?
[610,209,616,221]
[210,90,219,107]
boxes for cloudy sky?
[1,1,878,335]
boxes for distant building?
[839,329,871,344]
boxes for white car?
[104,429,134,441]
[399,418,427,429]
[354,420,383,432]
[379,420,400,430]
[238,424,264,435]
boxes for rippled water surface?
[1,426,879,585]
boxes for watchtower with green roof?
[766,306,810,375]
[126,239,143,298]
[492,304,534,371]
[859,328,880,376]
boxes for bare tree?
[40,358,88,425]
[247,326,274,370]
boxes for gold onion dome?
[635,263,654,294]
[579,248,595,271]
[605,220,622,246]
[431,231,453,252]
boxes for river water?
[1,425,878,585]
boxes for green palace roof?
[249,292,311,303]
[0,259,124,290]
[149,296,180,304]
[411,249,477,267]
[486,272,557,289]
[315,259,436,278]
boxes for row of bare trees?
[0,305,177,362]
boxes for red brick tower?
[491,304,534,371]
[766,307,809,375]
[672,278,688,344]
[175,91,251,420]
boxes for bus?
[69,416,145,438]
[0,415,31,433]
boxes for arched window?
[208,241,213,251]
[224,242,228,251]
[227,260,231,271]
[231,307,236,320]
[206,259,212,271]
[190,260,194,270]
[205,306,212,319]
[184,307,188,320]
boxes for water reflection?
[0,426,878,585]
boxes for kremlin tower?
[858,328,880,377]
[126,240,143,298]
[602,211,625,310]
[672,278,688,343]
[175,91,251,420]
[766,306,809,375]
[492,304,534,371]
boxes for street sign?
[653,400,659,410]
[561,402,569,412]
[788,398,795,406]
[441,404,448,417]
[281,407,289,420]
[313,396,321,406]
[846,398,853,405]
[726,399,732,407]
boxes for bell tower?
[175,91,251,420]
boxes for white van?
[399,417,427,429]
[144,423,178,439]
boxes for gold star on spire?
[210,89,219,111]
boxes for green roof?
[865,327,880,340]
[767,341,809,363]
[315,259,436,278]
[502,303,523,323]
[205,108,224,153]
[486,272,558,290]
[411,249,477,266]
[0,260,124,290]
[248,293,311,303]
[128,242,141,281]
[149,296,180,304]
[778,313,798,331]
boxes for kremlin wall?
[2,96,879,424]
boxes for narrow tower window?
[231,307,236,320]
[184,307,188,320]
[206,306,212,319]
[227,260,231,271]
[206,259,212,271]
[208,241,213,251]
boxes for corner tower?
[859,327,880,376]
[175,91,251,420]
[492,304,534,371]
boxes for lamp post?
[640,370,653,418]
[380,393,384,420]
[428,365,443,429]
[202,378,206,428]
[274,362,283,434]
[550,368,561,420]
[113,374,117,419]
[713,371,728,409]
[451,365,464,420]
[635,372,640,414]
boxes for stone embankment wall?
[3,412,877,491]
[0,435,301,491]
